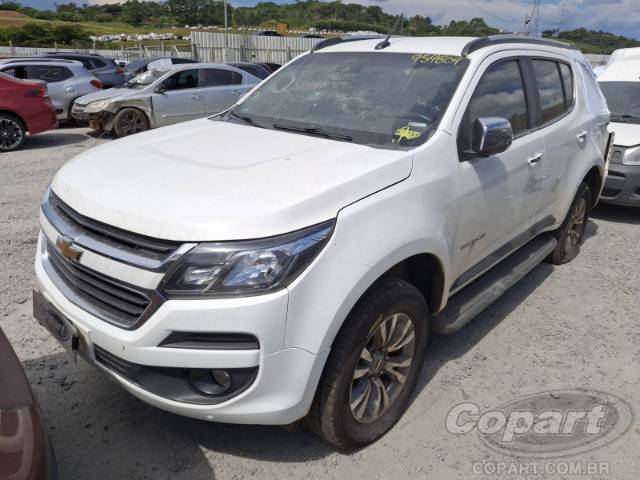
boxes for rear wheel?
[307,278,429,450]
[113,108,149,137]
[547,182,592,265]
[0,114,26,152]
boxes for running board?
[432,234,558,335]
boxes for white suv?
[34,35,609,449]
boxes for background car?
[0,59,102,121]
[257,62,281,73]
[72,63,260,137]
[227,62,272,80]
[0,72,57,151]
[37,53,125,87]
[123,57,199,79]
[0,326,58,479]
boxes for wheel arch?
[0,109,27,131]
[583,165,603,208]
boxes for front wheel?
[0,114,26,152]
[547,182,592,265]
[113,108,149,138]
[307,278,429,450]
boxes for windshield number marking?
[412,54,464,65]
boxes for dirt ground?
[1,127,639,480]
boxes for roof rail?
[462,34,578,56]
[311,35,384,52]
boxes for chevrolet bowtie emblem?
[56,235,83,262]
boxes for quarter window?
[559,63,574,109]
[532,59,566,124]
[460,59,529,151]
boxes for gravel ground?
[1,127,639,480]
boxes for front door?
[152,69,205,126]
[451,57,544,289]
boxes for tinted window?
[199,68,241,87]
[559,63,574,108]
[91,58,106,69]
[532,60,566,123]
[461,60,529,150]
[25,65,73,82]
[236,64,268,80]
[162,69,199,90]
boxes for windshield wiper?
[611,113,640,122]
[229,111,264,128]
[272,123,352,142]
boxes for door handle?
[231,90,239,96]
[190,94,201,100]
[577,131,588,143]
[527,152,543,166]
[64,86,75,92]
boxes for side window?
[231,71,243,85]
[25,65,73,82]
[91,58,106,69]
[532,59,566,124]
[162,69,199,91]
[199,68,235,87]
[559,63,574,109]
[1,67,24,79]
[460,59,529,151]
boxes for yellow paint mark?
[412,53,465,65]
[394,125,422,142]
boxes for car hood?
[609,121,640,147]
[51,119,413,241]
[75,86,143,105]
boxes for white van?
[598,47,640,206]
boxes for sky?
[17,0,640,39]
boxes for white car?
[34,35,609,449]
[597,48,640,207]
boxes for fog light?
[189,369,232,396]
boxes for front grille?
[45,240,162,329]
[46,190,180,263]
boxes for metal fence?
[191,31,320,63]
[0,43,193,61]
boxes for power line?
[463,0,516,26]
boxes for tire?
[0,113,26,152]
[547,182,592,265]
[307,278,429,450]
[113,108,149,138]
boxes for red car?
[0,326,58,479]
[0,72,57,152]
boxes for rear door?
[527,57,585,225]
[198,68,244,114]
[152,69,205,126]
[451,56,545,288]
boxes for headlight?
[161,220,334,298]
[83,99,112,113]
[622,145,640,165]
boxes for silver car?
[0,59,102,121]
[72,63,260,137]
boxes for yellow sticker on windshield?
[394,125,422,142]
[412,53,464,65]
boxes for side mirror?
[471,117,513,157]
[154,84,166,94]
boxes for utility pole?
[527,0,542,36]
[224,0,228,47]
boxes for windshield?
[124,68,168,89]
[230,52,469,148]
[599,81,640,122]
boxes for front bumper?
[71,107,113,131]
[600,163,640,207]
[34,237,327,425]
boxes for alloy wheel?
[0,117,23,151]
[119,111,146,135]
[565,196,587,252]
[349,312,416,423]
